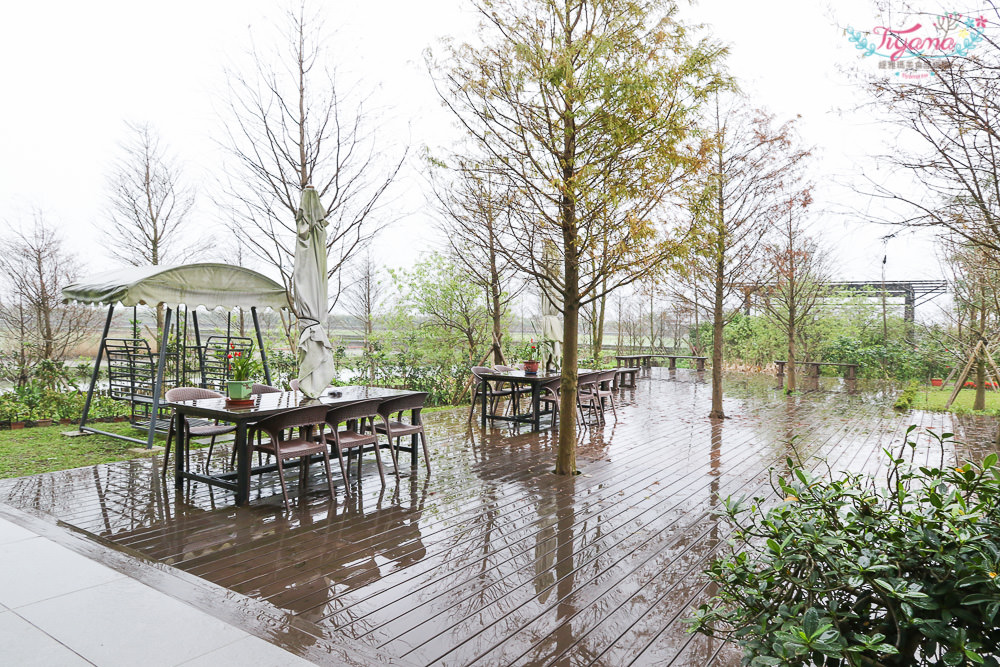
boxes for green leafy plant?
[689,427,1000,666]
[227,345,260,381]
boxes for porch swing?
[62,263,291,449]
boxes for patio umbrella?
[293,185,336,398]
[540,240,563,369]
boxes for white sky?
[1,0,992,299]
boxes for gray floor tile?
[0,517,38,545]
[17,577,251,667]
[0,610,93,666]
[179,634,316,666]
[0,537,123,609]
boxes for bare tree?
[430,163,523,365]
[681,99,811,418]
[0,213,99,387]
[861,19,1000,260]
[220,2,405,346]
[762,204,827,393]
[105,121,195,335]
[345,252,384,381]
[432,0,726,474]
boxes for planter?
[930,378,943,387]
[227,380,253,400]
[10,421,25,430]
[523,360,540,375]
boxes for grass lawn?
[0,422,169,479]
[912,387,1000,415]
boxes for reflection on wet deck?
[0,370,984,666]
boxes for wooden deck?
[0,371,986,666]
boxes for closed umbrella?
[293,185,336,398]
[540,239,563,369]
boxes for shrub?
[893,380,920,412]
[689,427,1000,666]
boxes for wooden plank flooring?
[0,370,985,666]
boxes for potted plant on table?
[227,346,260,400]
[519,339,540,374]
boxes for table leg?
[480,383,488,428]
[411,409,418,467]
[173,409,185,490]
[532,383,541,430]
[235,422,249,505]
[669,357,677,370]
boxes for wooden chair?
[163,387,235,476]
[493,364,531,413]
[469,367,513,422]
[375,392,431,474]
[230,383,283,468]
[251,404,337,508]
[590,369,619,422]
[538,376,563,426]
[324,398,389,496]
[577,371,605,425]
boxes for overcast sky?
[2,0,991,301]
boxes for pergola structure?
[62,263,290,449]
[738,280,948,321]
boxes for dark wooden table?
[169,386,413,505]
[476,369,604,430]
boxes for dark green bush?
[690,427,1000,666]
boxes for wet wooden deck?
[0,370,987,666]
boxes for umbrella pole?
[79,305,114,431]
[147,307,173,450]
[251,307,272,386]
[192,310,206,388]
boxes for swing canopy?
[62,263,290,311]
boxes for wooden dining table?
[475,369,603,430]
[168,386,414,505]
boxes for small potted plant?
[520,339,540,374]
[227,346,260,400]
[930,378,943,387]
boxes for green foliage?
[893,380,920,411]
[226,344,261,381]
[690,428,1000,666]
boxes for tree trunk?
[557,294,579,475]
[593,290,606,362]
[710,255,725,419]
[787,322,797,393]
[975,303,987,411]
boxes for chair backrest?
[165,387,223,402]
[598,369,618,387]
[471,366,493,379]
[493,365,517,372]
[578,371,601,389]
[326,398,382,426]
[252,383,281,394]
[253,404,329,444]
[378,392,429,422]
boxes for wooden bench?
[775,361,859,393]
[660,355,707,371]
[614,354,708,372]
[613,367,640,389]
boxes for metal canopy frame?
[78,304,274,448]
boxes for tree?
[0,214,98,387]
[762,203,826,393]
[345,252,384,382]
[391,253,492,365]
[429,163,522,365]
[862,19,1000,260]
[681,99,810,418]
[221,2,404,346]
[432,0,726,474]
[105,121,195,335]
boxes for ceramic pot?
[523,360,540,374]
[228,380,253,400]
